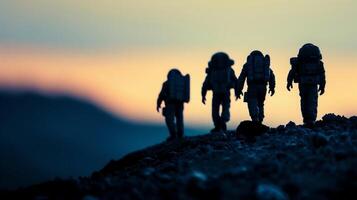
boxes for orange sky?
[0,0,356,128]
[0,46,356,128]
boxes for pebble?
[190,171,208,182]
[142,167,156,176]
[256,183,289,200]
[310,132,329,148]
[286,121,296,128]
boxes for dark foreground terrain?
[2,114,357,200]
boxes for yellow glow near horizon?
[0,47,356,128]
[0,0,356,130]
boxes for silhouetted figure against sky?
[287,43,326,127]
[157,69,190,141]
[202,52,237,132]
[236,50,276,123]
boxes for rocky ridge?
[2,114,357,200]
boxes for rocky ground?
[1,114,357,200]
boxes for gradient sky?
[0,0,356,127]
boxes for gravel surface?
[2,113,357,200]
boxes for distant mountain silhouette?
[0,90,201,189]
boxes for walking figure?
[287,43,326,127]
[202,52,238,132]
[157,69,190,141]
[236,50,276,123]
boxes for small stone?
[34,196,49,200]
[222,156,231,161]
[156,173,172,182]
[350,116,357,125]
[310,132,329,148]
[230,166,248,175]
[268,128,277,134]
[318,146,334,157]
[159,162,177,173]
[351,131,357,141]
[338,132,350,142]
[334,150,351,161]
[322,113,338,122]
[212,132,228,140]
[142,167,156,176]
[104,177,112,186]
[256,183,289,200]
[168,151,178,157]
[186,171,212,199]
[190,171,208,182]
[322,113,347,123]
[286,121,296,128]
[142,156,155,162]
[286,127,308,136]
[83,195,99,200]
[277,125,285,132]
[276,152,288,160]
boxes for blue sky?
[0,0,356,52]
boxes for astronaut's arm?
[287,57,298,85]
[236,65,247,93]
[201,76,210,98]
[231,68,238,82]
[319,62,326,89]
[157,82,167,108]
[287,67,296,85]
[269,69,276,91]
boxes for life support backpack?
[167,69,190,103]
[246,50,271,83]
[298,62,323,84]
[205,52,235,93]
[290,44,323,84]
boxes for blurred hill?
[0,90,201,189]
